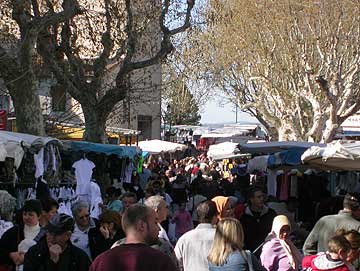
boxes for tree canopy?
[191,0,360,142]
[0,0,196,141]
[162,70,201,126]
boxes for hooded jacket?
[302,253,350,271]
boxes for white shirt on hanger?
[72,158,95,196]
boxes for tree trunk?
[321,120,338,143]
[82,105,108,143]
[3,72,45,136]
[278,121,300,141]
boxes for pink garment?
[279,174,289,201]
[172,210,193,239]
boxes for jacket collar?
[245,205,269,216]
[196,223,216,229]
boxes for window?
[137,115,152,140]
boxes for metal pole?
[235,104,238,123]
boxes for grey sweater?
[303,210,360,255]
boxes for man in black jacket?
[240,186,277,256]
[24,213,91,271]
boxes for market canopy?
[0,131,62,168]
[207,142,248,160]
[301,141,360,171]
[0,131,62,149]
[138,139,187,154]
[62,141,140,159]
[0,137,24,168]
[239,141,325,155]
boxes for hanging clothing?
[34,148,44,179]
[267,170,277,197]
[90,181,103,220]
[289,174,298,198]
[279,174,289,201]
[72,158,95,200]
[123,162,135,184]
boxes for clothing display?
[267,170,277,197]
[34,149,44,179]
[247,156,269,173]
[122,162,135,184]
[90,181,103,220]
[72,158,95,201]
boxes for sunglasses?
[78,214,90,220]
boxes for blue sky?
[200,98,258,124]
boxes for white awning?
[138,140,187,154]
[301,140,360,171]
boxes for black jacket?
[23,239,91,271]
[0,224,46,271]
[89,228,125,260]
[240,206,277,255]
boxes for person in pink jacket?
[260,215,303,271]
[172,203,193,240]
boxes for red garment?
[173,210,193,238]
[89,243,176,271]
[234,204,245,220]
[191,167,200,176]
[302,253,350,271]
[279,174,289,201]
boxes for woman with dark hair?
[39,197,59,227]
[0,199,46,271]
[89,210,125,259]
[105,187,123,213]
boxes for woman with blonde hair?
[260,215,303,271]
[208,217,263,271]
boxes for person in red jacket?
[302,235,352,271]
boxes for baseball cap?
[46,213,75,235]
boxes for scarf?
[24,223,41,240]
[211,196,229,220]
[271,215,302,270]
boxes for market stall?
[207,141,247,161]
[138,139,187,154]
[0,131,62,184]
[301,141,360,171]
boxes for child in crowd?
[172,202,193,240]
[302,235,352,271]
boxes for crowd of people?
[0,154,360,271]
